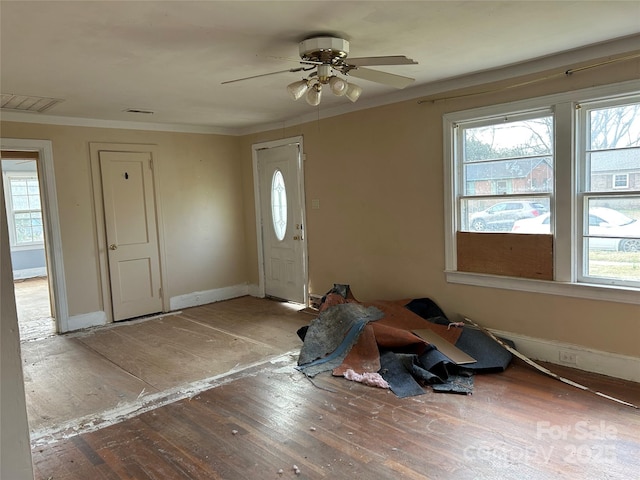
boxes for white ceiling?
[1,1,639,134]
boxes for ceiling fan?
[222,35,418,106]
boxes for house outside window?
[613,173,629,189]
[579,99,640,285]
[443,81,640,303]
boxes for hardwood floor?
[14,277,55,342]
[23,297,310,438]
[26,297,640,479]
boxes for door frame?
[89,143,169,323]
[0,138,69,332]
[252,136,308,303]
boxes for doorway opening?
[1,151,56,341]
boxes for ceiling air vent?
[1,93,63,112]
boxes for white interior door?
[257,142,306,303]
[99,151,163,321]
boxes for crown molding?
[0,111,236,136]
[2,34,639,137]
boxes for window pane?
[461,197,550,232]
[589,104,640,150]
[583,197,640,282]
[270,169,287,241]
[28,194,41,210]
[588,148,639,192]
[10,179,27,196]
[12,194,30,210]
[27,179,40,194]
[32,226,45,242]
[464,157,553,195]
[463,116,553,162]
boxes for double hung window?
[3,173,44,248]
[444,82,640,302]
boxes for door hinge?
[159,287,162,298]
[149,159,154,170]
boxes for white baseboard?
[66,311,107,332]
[491,329,640,383]
[247,283,262,298]
[13,267,47,280]
[169,283,249,310]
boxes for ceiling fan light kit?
[225,35,417,107]
[286,79,309,100]
[345,82,363,103]
[329,76,348,96]
[306,83,322,106]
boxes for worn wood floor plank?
[76,315,280,390]
[26,297,640,480]
[22,336,159,433]
[23,297,310,436]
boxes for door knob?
[293,235,300,241]
[109,244,118,250]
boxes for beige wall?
[1,54,638,360]
[0,123,245,319]
[240,56,640,358]
[1,187,33,479]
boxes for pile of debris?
[296,284,512,397]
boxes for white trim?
[490,328,640,383]
[443,80,640,125]
[445,270,640,305]
[66,310,108,332]
[169,283,249,310]
[443,80,640,300]
[12,267,47,280]
[2,171,44,247]
[89,143,169,322]
[248,283,262,298]
[3,35,637,137]
[0,138,69,332]
[251,136,308,303]
[0,111,236,136]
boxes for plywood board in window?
[457,232,553,280]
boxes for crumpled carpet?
[297,284,512,397]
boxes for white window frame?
[2,171,45,250]
[576,95,640,289]
[443,80,640,305]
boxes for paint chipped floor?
[21,296,311,444]
[14,276,56,342]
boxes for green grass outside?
[588,250,640,281]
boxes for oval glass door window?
[271,169,287,241]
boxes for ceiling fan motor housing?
[299,36,350,64]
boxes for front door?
[99,151,163,321]
[257,141,306,303]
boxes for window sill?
[10,243,45,252]
[444,270,640,305]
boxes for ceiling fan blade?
[346,55,417,67]
[347,67,415,89]
[221,67,307,84]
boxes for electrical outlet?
[559,350,577,365]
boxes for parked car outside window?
[469,201,547,231]
[511,207,640,252]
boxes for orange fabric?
[332,324,380,376]
[327,296,463,376]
